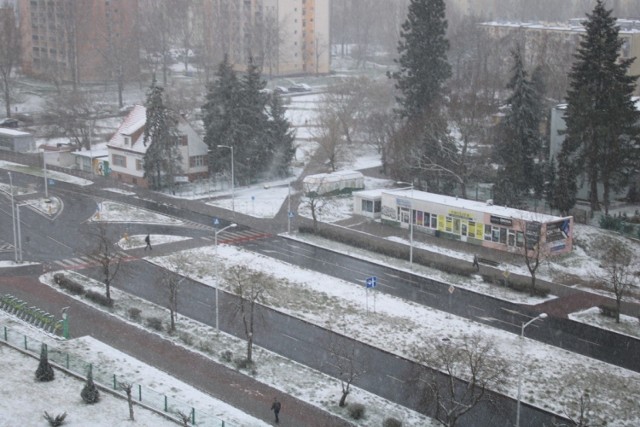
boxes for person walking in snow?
[271,397,281,423]
[144,234,152,251]
[472,254,479,271]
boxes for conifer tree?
[81,365,100,404]
[266,94,296,177]
[562,0,639,213]
[493,46,544,207]
[35,343,54,382]
[202,55,241,179]
[550,152,577,216]
[390,0,451,118]
[387,0,458,194]
[143,77,183,190]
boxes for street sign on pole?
[365,276,377,288]
[213,217,219,227]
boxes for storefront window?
[431,215,438,229]
[485,224,492,241]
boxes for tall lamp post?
[287,181,292,235]
[214,223,237,330]
[516,313,547,427]
[42,150,49,200]
[217,145,235,212]
[8,172,18,263]
[396,181,414,268]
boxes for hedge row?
[53,273,113,306]
[299,225,476,277]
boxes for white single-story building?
[107,105,209,188]
[303,170,364,195]
[0,129,35,153]
[356,189,573,256]
[72,147,110,176]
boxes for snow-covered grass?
[0,312,268,427]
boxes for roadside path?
[0,274,354,427]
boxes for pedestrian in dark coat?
[472,254,479,270]
[144,234,152,250]
[271,397,281,423]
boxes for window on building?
[189,155,206,167]
[484,224,492,241]
[431,215,437,229]
[112,154,126,167]
[123,135,131,146]
[362,199,373,213]
[445,217,453,232]
[374,200,381,213]
[135,159,143,171]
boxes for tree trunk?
[589,169,599,212]
[339,390,348,407]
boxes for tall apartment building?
[202,0,330,76]
[18,0,139,84]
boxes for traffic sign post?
[365,277,377,314]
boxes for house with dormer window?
[107,105,209,187]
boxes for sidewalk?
[0,275,354,427]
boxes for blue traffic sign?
[48,179,55,185]
[365,276,377,288]
[213,217,219,226]
[288,211,295,218]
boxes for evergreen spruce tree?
[142,77,183,190]
[202,55,241,180]
[388,0,458,194]
[551,152,577,216]
[237,57,270,184]
[266,94,296,177]
[35,343,54,382]
[390,0,451,118]
[493,46,544,207]
[80,365,100,404]
[562,0,639,213]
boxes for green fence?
[1,325,233,427]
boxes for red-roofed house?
[107,105,209,187]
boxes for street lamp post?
[42,150,49,199]
[217,145,234,212]
[516,313,547,427]
[287,181,292,235]
[396,182,414,268]
[8,172,18,263]
[214,223,237,330]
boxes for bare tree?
[169,0,199,75]
[85,222,123,302]
[225,265,269,364]
[139,0,173,86]
[44,91,101,151]
[301,177,335,233]
[255,8,284,78]
[325,335,367,407]
[519,220,548,296]
[313,111,345,172]
[595,238,636,323]
[160,253,190,332]
[414,334,511,427]
[119,382,135,421]
[0,5,20,117]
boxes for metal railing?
[1,324,233,427]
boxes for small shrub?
[220,350,233,362]
[233,357,254,370]
[85,290,113,307]
[35,344,55,382]
[179,332,194,346]
[197,341,213,354]
[81,366,100,404]
[383,417,403,427]
[43,411,67,427]
[128,307,141,321]
[53,273,65,285]
[348,403,366,420]
[599,304,618,318]
[146,317,163,331]
[57,277,85,295]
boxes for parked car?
[288,83,311,92]
[0,118,19,128]
[274,86,289,95]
